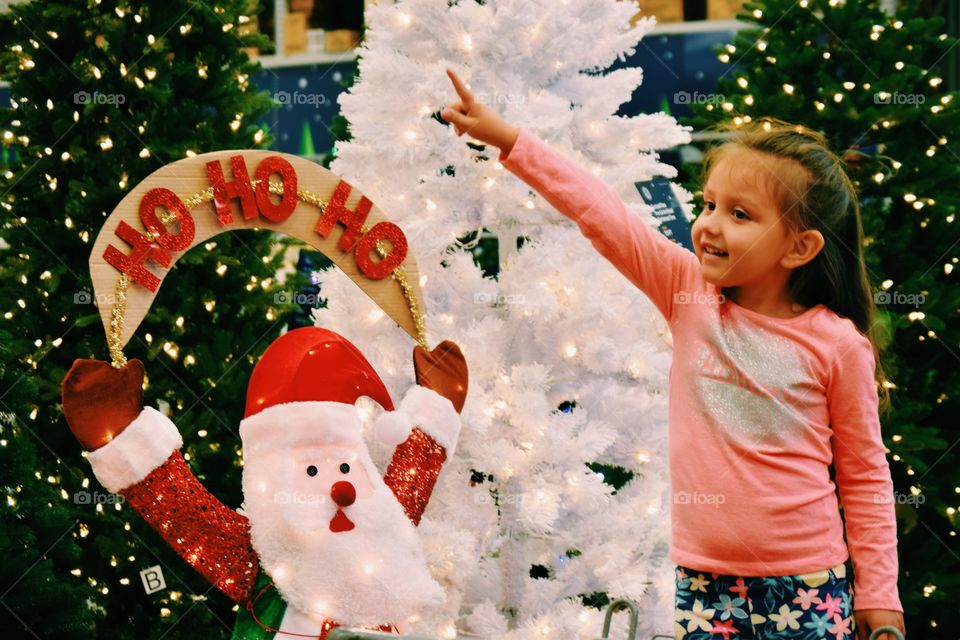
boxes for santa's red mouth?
[329,509,355,532]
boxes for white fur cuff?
[399,386,460,452]
[87,406,183,493]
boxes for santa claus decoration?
[61,326,468,639]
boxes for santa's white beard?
[242,452,446,626]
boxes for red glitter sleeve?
[120,451,259,603]
[383,427,447,526]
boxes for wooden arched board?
[90,150,422,347]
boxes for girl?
[441,68,906,640]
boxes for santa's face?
[239,401,445,626]
[283,445,375,532]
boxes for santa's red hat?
[239,327,460,456]
[244,327,394,419]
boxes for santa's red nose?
[330,481,356,507]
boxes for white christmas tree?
[312,1,693,638]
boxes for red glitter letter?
[355,221,408,280]
[139,188,195,252]
[102,220,173,292]
[314,180,371,252]
[253,156,297,222]
[206,156,257,225]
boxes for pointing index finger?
[446,68,474,107]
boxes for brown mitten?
[61,359,145,451]
[413,340,468,413]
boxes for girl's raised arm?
[442,69,698,324]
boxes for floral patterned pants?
[674,562,856,640]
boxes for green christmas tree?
[0,1,307,637]
[0,330,97,638]
[685,0,960,635]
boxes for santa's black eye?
[306,465,318,477]
[339,463,350,474]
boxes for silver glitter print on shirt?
[693,316,818,445]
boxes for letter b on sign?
[140,565,166,594]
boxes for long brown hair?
[699,117,892,415]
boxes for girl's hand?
[855,609,905,640]
[441,68,519,155]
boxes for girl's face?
[691,149,800,290]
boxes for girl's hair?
[699,117,892,415]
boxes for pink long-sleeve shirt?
[500,128,902,612]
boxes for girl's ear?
[783,229,825,269]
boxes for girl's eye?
[732,209,750,220]
[704,201,716,212]
[339,463,350,474]
[306,465,318,477]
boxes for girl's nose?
[331,481,357,507]
[699,207,717,227]
[697,211,722,238]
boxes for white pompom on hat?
[372,386,460,452]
